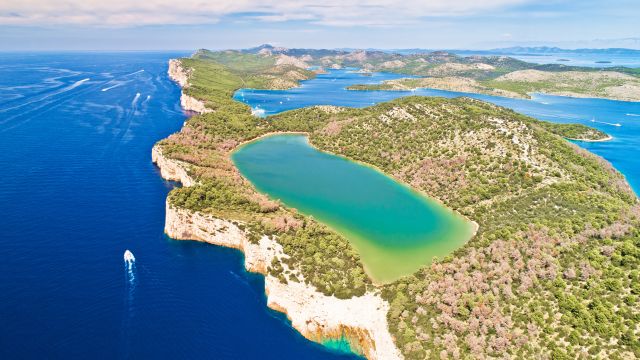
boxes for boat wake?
[124,69,145,77]
[122,250,136,356]
[0,77,91,114]
[591,119,622,127]
[124,249,136,282]
[101,81,128,92]
[131,93,141,107]
[626,113,640,117]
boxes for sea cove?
[232,134,474,283]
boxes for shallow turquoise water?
[232,134,473,283]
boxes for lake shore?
[231,132,478,283]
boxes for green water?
[232,134,474,283]
[322,335,360,355]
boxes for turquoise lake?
[232,134,473,283]
[232,68,640,283]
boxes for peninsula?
[155,48,639,359]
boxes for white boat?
[124,249,135,263]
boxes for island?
[228,44,640,102]
[155,48,639,359]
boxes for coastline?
[168,59,213,114]
[565,135,614,142]
[153,147,402,360]
[159,59,404,360]
[346,77,640,103]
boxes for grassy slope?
[182,50,316,111]
[159,51,640,359]
[481,74,640,100]
[538,122,610,141]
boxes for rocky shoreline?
[347,76,526,99]
[158,59,403,360]
[566,135,614,142]
[168,59,213,114]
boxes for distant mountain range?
[390,47,640,56]
[482,46,640,55]
[246,44,640,57]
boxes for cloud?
[0,0,534,27]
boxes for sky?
[0,0,639,50]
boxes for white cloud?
[0,0,534,27]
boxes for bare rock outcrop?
[168,59,213,114]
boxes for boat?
[124,249,135,263]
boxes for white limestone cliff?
[168,59,213,114]
[154,147,402,360]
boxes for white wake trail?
[131,93,141,107]
[124,69,145,77]
[141,95,151,107]
[0,77,91,114]
[122,249,136,358]
[101,81,127,92]
[591,119,622,127]
[124,250,136,283]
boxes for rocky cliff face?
[168,59,213,114]
[151,146,195,187]
[168,59,189,88]
[154,145,402,360]
[179,93,213,114]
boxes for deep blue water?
[0,53,359,359]
[235,69,640,194]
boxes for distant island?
[242,44,640,102]
[462,46,640,56]
[156,47,639,359]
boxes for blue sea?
[0,52,360,359]
[235,69,640,194]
